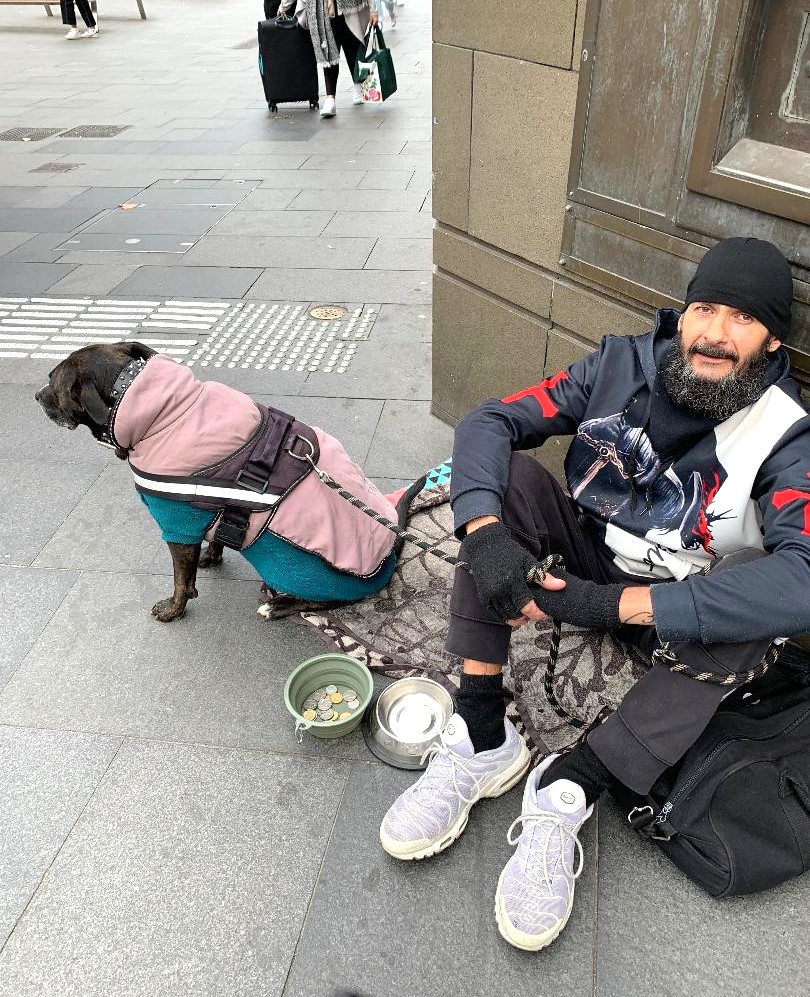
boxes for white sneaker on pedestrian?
[320,96,337,118]
[351,83,364,105]
[494,753,593,951]
[80,25,99,37]
[64,27,82,39]
[379,714,531,861]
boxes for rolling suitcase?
[257,16,319,114]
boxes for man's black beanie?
[683,237,793,342]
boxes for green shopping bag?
[353,25,397,103]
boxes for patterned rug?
[266,461,648,756]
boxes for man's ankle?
[456,667,507,753]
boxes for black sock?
[455,672,506,753]
[539,740,614,806]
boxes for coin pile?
[301,683,362,723]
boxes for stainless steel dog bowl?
[362,677,455,770]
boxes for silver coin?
[318,697,332,711]
[347,699,360,711]
[303,698,318,711]
[314,687,327,699]
[325,684,338,694]
[343,688,357,701]
[317,709,334,721]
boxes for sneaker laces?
[397,742,483,834]
[501,810,585,914]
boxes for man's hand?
[460,520,565,625]
[369,12,379,24]
[529,569,630,632]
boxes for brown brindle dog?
[35,342,226,622]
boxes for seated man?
[379,237,810,951]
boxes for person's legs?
[380,455,605,862]
[75,0,96,28]
[60,0,77,27]
[447,453,611,753]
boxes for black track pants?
[61,0,96,27]
[323,16,362,94]
[446,453,771,794]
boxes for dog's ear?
[79,380,111,426]
[125,341,157,362]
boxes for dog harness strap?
[131,404,321,551]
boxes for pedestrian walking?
[60,0,99,39]
[280,0,379,117]
[377,0,396,29]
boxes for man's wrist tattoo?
[623,610,655,625]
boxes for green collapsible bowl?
[284,652,374,741]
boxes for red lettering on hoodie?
[772,473,810,536]
[503,371,569,418]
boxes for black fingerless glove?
[531,570,627,631]
[459,521,537,622]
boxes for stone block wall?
[431,0,651,477]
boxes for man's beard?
[660,332,772,420]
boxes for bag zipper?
[660,704,810,817]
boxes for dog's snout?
[35,386,46,403]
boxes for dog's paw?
[151,598,186,622]
[199,549,223,569]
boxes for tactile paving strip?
[0,298,375,373]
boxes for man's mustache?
[688,341,738,362]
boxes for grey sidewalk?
[0,3,807,996]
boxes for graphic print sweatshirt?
[450,309,810,645]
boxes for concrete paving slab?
[247,267,432,305]
[77,205,233,236]
[0,263,77,294]
[594,801,810,997]
[0,726,120,948]
[0,571,370,759]
[322,210,433,238]
[33,464,169,575]
[0,459,102,566]
[0,232,37,256]
[46,263,141,296]
[0,567,79,691]
[232,188,303,211]
[366,237,433,270]
[283,761,598,997]
[0,740,349,997]
[110,266,263,298]
[1,233,70,264]
[57,233,199,254]
[364,400,454,478]
[254,170,365,190]
[181,235,376,269]
[367,303,432,343]
[0,208,106,234]
[289,188,426,211]
[301,340,432,400]
[208,209,334,238]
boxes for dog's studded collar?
[98,357,148,450]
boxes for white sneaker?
[494,754,593,951]
[351,83,364,105]
[379,714,531,861]
[64,27,82,39]
[80,25,99,37]
[320,96,336,118]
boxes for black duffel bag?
[610,651,810,898]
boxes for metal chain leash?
[305,455,782,726]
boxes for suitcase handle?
[275,14,298,27]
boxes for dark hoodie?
[450,309,810,645]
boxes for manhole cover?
[309,304,349,320]
[0,127,64,142]
[30,162,81,173]
[58,125,131,138]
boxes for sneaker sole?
[493,865,575,952]
[379,738,531,861]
